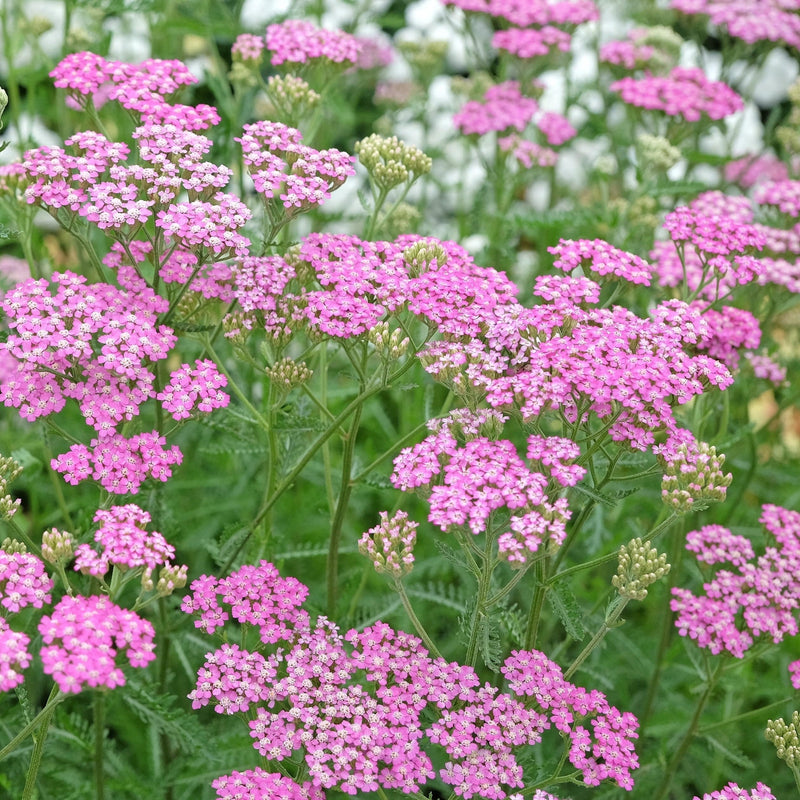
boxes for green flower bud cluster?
[384,202,421,238]
[368,321,410,360]
[397,40,448,84]
[266,357,313,402]
[612,538,670,601]
[637,133,681,172]
[153,563,189,597]
[41,528,75,566]
[661,442,732,514]
[765,711,800,769]
[266,74,320,120]
[1,537,27,555]
[402,241,448,277]
[355,134,432,192]
[228,61,258,89]
[0,85,7,133]
[777,78,800,156]
[638,26,683,70]
[0,455,22,522]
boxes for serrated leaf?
[572,482,618,507]
[434,539,469,570]
[547,579,587,641]
[479,612,503,671]
[701,733,755,769]
[406,582,469,613]
[10,448,42,474]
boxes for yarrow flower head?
[691,783,776,800]
[0,546,53,613]
[38,594,155,693]
[672,504,800,658]
[73,505,187,594]
[611,67,743,122]
[454,81,539,136]
[265,19,361,67]
[355,133,432,191]
[0,618,31,691]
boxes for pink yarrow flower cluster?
[38,594,155,693]
[454,81,539,136]
[611,67,743,121]
[442,0,598,27]
[0,549,53,613]
[212,768,324,800]
[236,121,354,217]
[549,238,654,285]
[672,504,800,658]
[73,505,187,592]
[492,26,572,59]
[0,618,32,691]
[50,51,218,129]
[671,0,800,51]
[265,19,361,66]
[391,409,584,565]
[692,783,776,800]
[184,560,639,797]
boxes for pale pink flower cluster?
[0,618,32,691]
[498,135,557,168]
[454,81,539,136]
[754,179,800,218]
[236,121,354,214]
[611,67,743,121]
[600,36,657,71]
[212,768,323,800]
[73,505,186,592]
[671,0,800,51]
[492,26,572,59]
[692,783,776,800]
[185,560,639,797]
[39,594,156,693]
[157,359,229,420]
[231,33,265,62]
[672,504,800,658]
[442,0,598,27]
[265,19,361,66]
[745,352,787,384]
[724,154,789,189]
[50,51,218,128]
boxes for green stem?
[564,595,629,680]
[698,696,794,734]
[0,688,65,764]
[523,557,549,650]
[653,660,723,800]
[94,692,105,800]
[394,578,443,658]
[326,399,363,617]
[464,532,497,668]
[18,686,64,799]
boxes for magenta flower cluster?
[611,67,743,121]
[692,783,776,800]
[265,19,361,66]
[442,0,598,27]
[73,504,187,591]
[183,560,639,798]
[39,594,156,693]
[391,409,584,565]
[671,0,800,51]
[672,504,800,658]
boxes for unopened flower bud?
[0,86,7,131]
[1,537,26,555]
[402,241,448,277]
[266,357,312,394]
[356,134,432,192]
[637,133,681,172]
[0,455,22,521]
[661,441,732,514]
[41,528,74,565]
[612,537,670,601]
[156,563,188,597]
[359,510,417,578]
[765,711,800,769]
